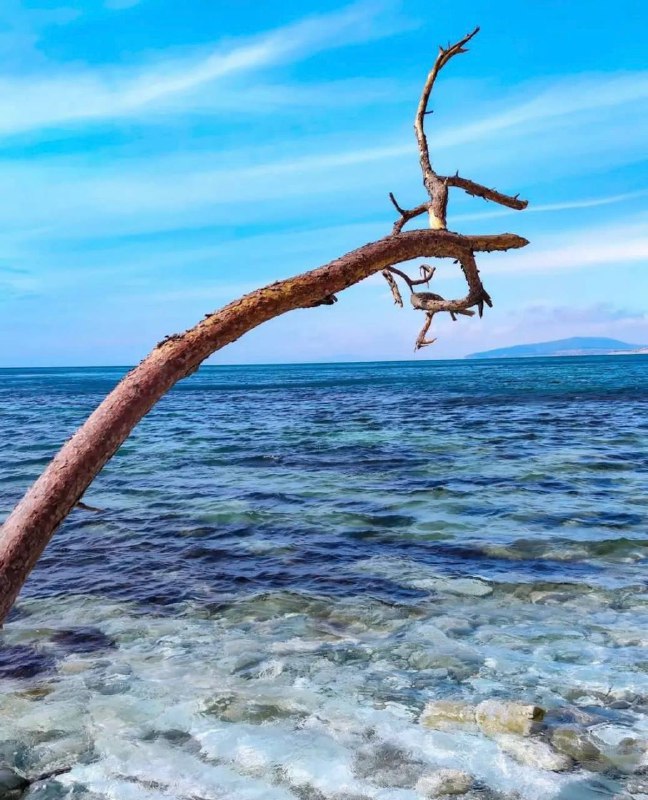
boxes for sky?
[0,0,646,366]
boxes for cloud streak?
[452,190,648,223]
[483,216,648,275]
[0,2,403,135]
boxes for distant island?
[467,336,648,359]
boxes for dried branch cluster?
[381,27,527,349]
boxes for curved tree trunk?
[0,230,525,622]
[0,28,532,624]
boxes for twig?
[382,269,403,306]
[415,313,436,350]
[414,27,480,229]
[385,265,437,291]
[389,193,430,234]
[445,174,528,210]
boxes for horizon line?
[1,352,647,370]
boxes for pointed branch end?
[388,191,405,215]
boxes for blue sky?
[0,0,646,366]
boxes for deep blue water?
[0,357,647,799]
[2,357,647,606]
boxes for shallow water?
[0,357,647,799]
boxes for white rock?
[442,578,493,597]
[419,700,476,729]
[475,700,544,737]
[411,577,493,597]
[416,769,474,797]
[495,734,573,772]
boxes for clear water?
[0,357,647,800]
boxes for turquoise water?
[0,357,647,799]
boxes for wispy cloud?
[453,190,648,223]
[429,72,648,152]
[483,216,648,275]
[0,1,405,135]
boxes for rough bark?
[0,28,530,623]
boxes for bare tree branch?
[382,269,404,306]
[414,26,480,229]
[385,264,436,291]
[445,174,528,210]
[409,247,492,334]
[415,313,436,349]
[389,193,430,234]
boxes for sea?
[0,356,647,800]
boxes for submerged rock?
[0,744,29,774]
[544,705,606,729]
[140,729,200,753]
[420,699,546,738]
[412,577,493,598]
[0,645,55,680]
[329,796,372,800]
[550,726,605,769]
[625,776,648,796]
[419,701,476,729]
[495,735,573,772]
[416,769,474,797]
[24,731,95,777]
[203,692,303,724]
[51,628,116,655]
[14,687,53,702]
[353,742,426,789]
[589,724,648,773]
[0,767,29,800]
[475,700,545,737]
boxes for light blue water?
[0,357,647,799]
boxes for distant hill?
[466,336,648,360]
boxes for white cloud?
[0,1,405,135]
[428,72,648,152]
[480,216,648,276]
[452,190,648,223]
[0,63,643,249]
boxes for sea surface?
[0,357,647,800]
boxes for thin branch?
[419,264,436,284]
[386,264,437,291]
[388,191,407,216]
[389,193,430,234]
[410,249,491,318]
[445,174,528,210]
[414,26,480,229]
[382,269,403,306]
[415,313,436,350]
